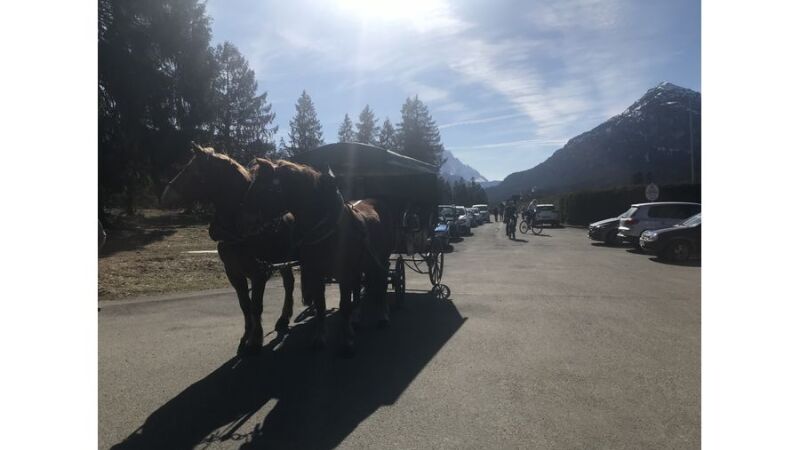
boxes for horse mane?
[252,158,321,185]
[185,146,252,210]
[204,148,252,183]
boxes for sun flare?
[335,0,452,31]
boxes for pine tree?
[287,90,325,155]
[355,105,378,145]
[437,177,453,204]
[452,178,467,205]
[338,113,355,142]
[395,96,444,167]
[99,0,216,213]
[209,41,277,162]
[377,117,396,150]
[468,178,488,205]
[278,137,290,157]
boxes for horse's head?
[244,159,330,224]
[242,158,288,223]
[160,143,250,208]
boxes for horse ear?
[320,166,336,183]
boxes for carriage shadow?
[110,292,466,450]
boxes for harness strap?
[295,189,348,247]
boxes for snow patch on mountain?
[440,149,488,183]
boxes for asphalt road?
[99,222,700,449]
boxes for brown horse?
[243,158,395,355]
[160,144,297,356]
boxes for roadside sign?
[645,183,660,201]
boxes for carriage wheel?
[431,283,451,300]
[519,220,529,234]
[394,257,406,305]
[427,251,444,286]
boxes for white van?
[533,204,561,227]
[472,204,489,223]
[617,202,701,248]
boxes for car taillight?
[622,218,638,225]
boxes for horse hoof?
[275,317,290,333]
[377,318,390,329]
[243,345,262,357]
[236,338,248,356]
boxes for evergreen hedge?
[556,184,701,226]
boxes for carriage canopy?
[291,142,439,205]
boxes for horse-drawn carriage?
[292,142,450,300]
[161,141,449,355]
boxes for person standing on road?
[491,206,498,222]
[503,202,517,224]
[503,202,518,238]
[524,201,537,228]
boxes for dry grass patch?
[99,209,230,300]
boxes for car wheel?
[664,240,691,262]
[604,229,617,245]
[636,232,647,251]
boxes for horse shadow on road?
[110,292,466,450]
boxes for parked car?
[433,219,451,249]
[472,204,490,223]
[640,213,701,262]
[438,205,459,237]
[588,216,622,244]
[455,205,471,235]
[533,204,561,227]
[617,202,701,248]
[468,207,482,225]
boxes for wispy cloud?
[449,138,567,151]
[440,112,528,129]
[206,0,698,179]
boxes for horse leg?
[225,270,252,356]
[350,280,364,330]
[245,273,267,354]
[302,266,326,350]
[274,267,295,333]
[368,262,391,329]
[338,279,357,357]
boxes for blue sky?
[205,0,700,181]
